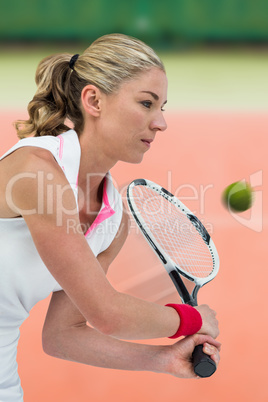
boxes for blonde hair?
[15,33,165,139]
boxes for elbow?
[42,333,55,357]
[89,297,125,338]
[42,338,54,357]
[92,314,123,338]
[42,329,62,358]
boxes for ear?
[81,85,102,117]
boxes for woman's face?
[98,67,168,164]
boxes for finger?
[203,342,219,355]
[208,351,220,367]
[193,334,221,350]
[203,343,220,366]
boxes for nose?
[150,112,167,132]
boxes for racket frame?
[127,178,220,306]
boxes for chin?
[118,148,146,163]
[121,154,144,164]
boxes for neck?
[77,126,116,200]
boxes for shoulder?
[19,145,58,165]
[3,146,63,178]
[0,145,63,192]
[5,146,66,188]
[0,146,73,217]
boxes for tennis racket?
[127,178,220,378]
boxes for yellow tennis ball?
[222,181,253,212]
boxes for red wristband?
[166,303,202,339]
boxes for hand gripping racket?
[127,179,220,378]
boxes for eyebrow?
[140,91,167,105]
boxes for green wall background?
[1,0,268,45]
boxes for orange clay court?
[0,51,268,402]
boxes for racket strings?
[131,186,214,278]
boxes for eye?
[141,101,152,109]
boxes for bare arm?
[8,147,219,340]
[42,290,220,379]
[7,148,180,339]
[42,199,220,376]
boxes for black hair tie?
[69,54,79,70]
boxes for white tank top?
[0,130,123,401]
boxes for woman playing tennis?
[0,34,220,401]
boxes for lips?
[141,139,153,147]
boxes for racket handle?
[192,344,216,378]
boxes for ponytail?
[15,53,86,138]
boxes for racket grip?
[192,344,216,378]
